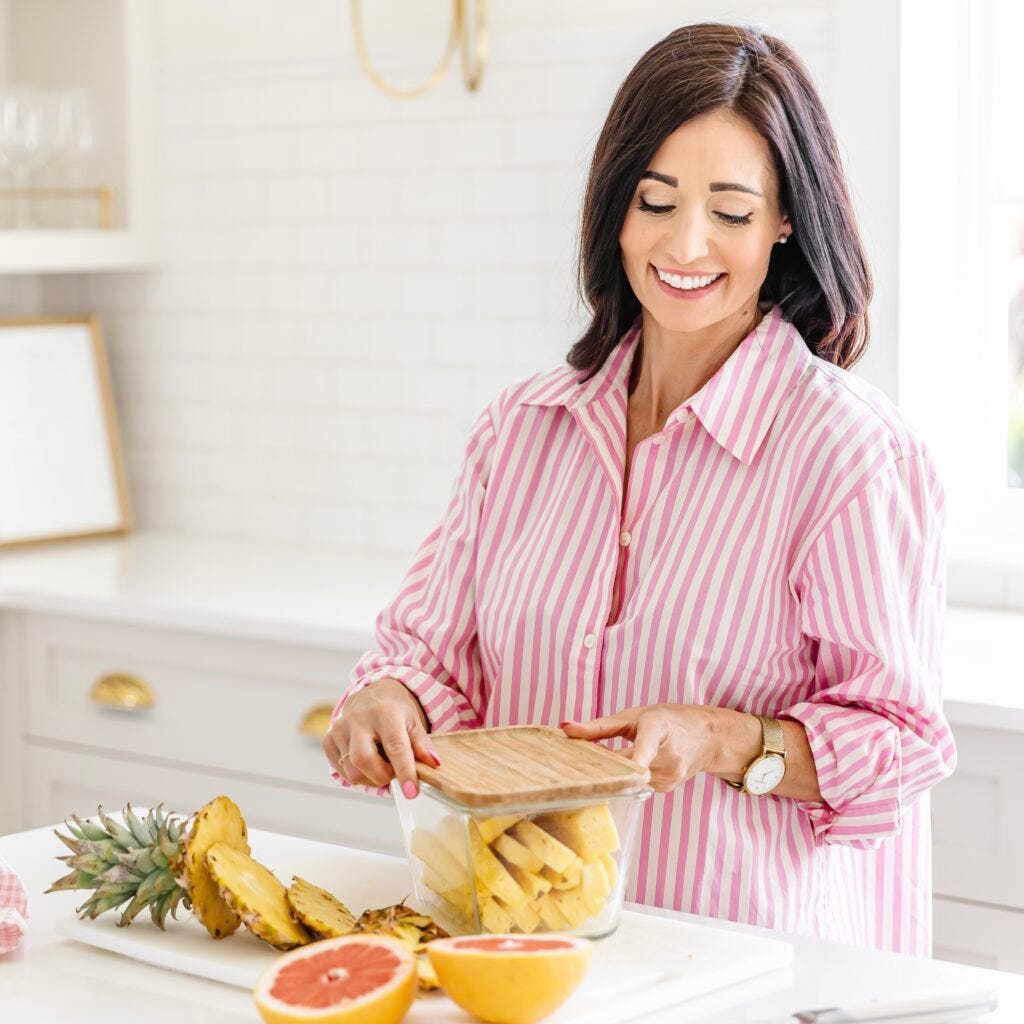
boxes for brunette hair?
[569,22,872,380]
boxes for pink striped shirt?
[332,302,956,955]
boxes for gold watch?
[725,714,786,795]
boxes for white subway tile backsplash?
[8,4,833,558]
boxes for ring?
[340,752,352,762]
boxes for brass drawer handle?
[89,672,155,711]
[300,703,336,740]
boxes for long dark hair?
[569,22,872,381]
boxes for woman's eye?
[637,199,752,226]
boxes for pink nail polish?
[402,780,418,799]
[559,721,575,729]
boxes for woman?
[324,22,956,956]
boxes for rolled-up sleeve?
[780,452,957,849]
[328,401,496,786]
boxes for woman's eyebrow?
[640,170,762,197]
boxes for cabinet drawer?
[25,742,404,856]
[933,896,1024,973]
[22,612,364,793]
[931,724,1024,910]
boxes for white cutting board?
[56,827,794,1024]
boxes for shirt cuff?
[780,704,903,849]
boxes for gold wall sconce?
[350,0,487,97]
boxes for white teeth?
[655,268,722,290]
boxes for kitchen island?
[2,817,1023,1023]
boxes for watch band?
[725,714,785,791]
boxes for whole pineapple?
[47,796,249,938]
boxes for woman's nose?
[663,213,712,266]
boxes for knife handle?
[803,988,999,1023]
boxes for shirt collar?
[518,303,814,465]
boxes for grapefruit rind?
[253,934,417,1024]
[427,933,592,1024]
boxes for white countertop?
[1,529,1022,730]
[3,818,1023,1023]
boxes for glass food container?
[391,724,653,940]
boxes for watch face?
[745,754,785,795]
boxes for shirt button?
[583,633,597,648]
[619,530,631,546]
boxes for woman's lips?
[651,264,726,300]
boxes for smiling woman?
[329,21,953,961]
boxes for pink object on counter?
[0,854,28,954]
[329,303,955,957]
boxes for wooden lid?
[414,724,651,808]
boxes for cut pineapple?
[542,856,583,890]
[495,895,541,934]
[536,890,570,930]
[411,828,470,892]
[534,804,620,858]
[285,876,357,939]
[509,819,577,874]
[599,851,619,889]
[550,886,590,929]
[491,831,545,874]
[473,814,521,845]
[580,860,612,904]
[467,821,529,910]
[501,859,552,901]
[180,795,250,940]
[479,894,513,933]
[204,842,311,950]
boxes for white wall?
[8,1,850,556]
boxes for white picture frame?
[0,315,133,549]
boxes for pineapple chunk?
[436,816,473,870]
[421,867,473,917]
[599,851,619,889]
[550,885,590,929]
[509,820,577,874]
[501,859,552,901]
[581,859,612,903]
[542,856,582,890]
[411,828,469,891]
[534,803,620,859]
[491,831,544,874]
[495,895,541,934]
[479,894,513,934]
[536,891,570,930]
[473,814,521,845]
[467,821,528,910]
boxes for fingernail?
[559,721,576,729]
[428,747,442,767]
[402,780,418,799]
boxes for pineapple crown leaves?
[46,803,191,929]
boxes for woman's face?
[618,108,791,330]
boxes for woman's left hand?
[560,704,717,792]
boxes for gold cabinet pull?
[89,672,155,711]
[300,703,336,740]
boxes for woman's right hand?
[323,677,441,798]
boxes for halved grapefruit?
[427,933,592,1024]
[253,934,417,1024]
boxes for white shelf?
[0,0,158,273]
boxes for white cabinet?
[931,722,1024,971]
[4,609,403,855]
[0,0,158,271]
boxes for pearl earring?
[777,235,788,244]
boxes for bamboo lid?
[414,724,651,808]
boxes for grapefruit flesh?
[253,935,417,1024]
[427,933,592,1024]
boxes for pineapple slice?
[491,831,544,874]
[599,851,619,889]
[479,894,513,934]
[542,856,583,890]
[501,859,552,901]
[534,804,620,858]
[180,795,250,940]
[473,814,521,845]
[536,890,570,930]
[204,842,311,950]
[467,821,529,910]
[550,885,590,929]
[285,876,357,939]
[495,895,541,934]
[411,828,469,892]
[509,820,577,874]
